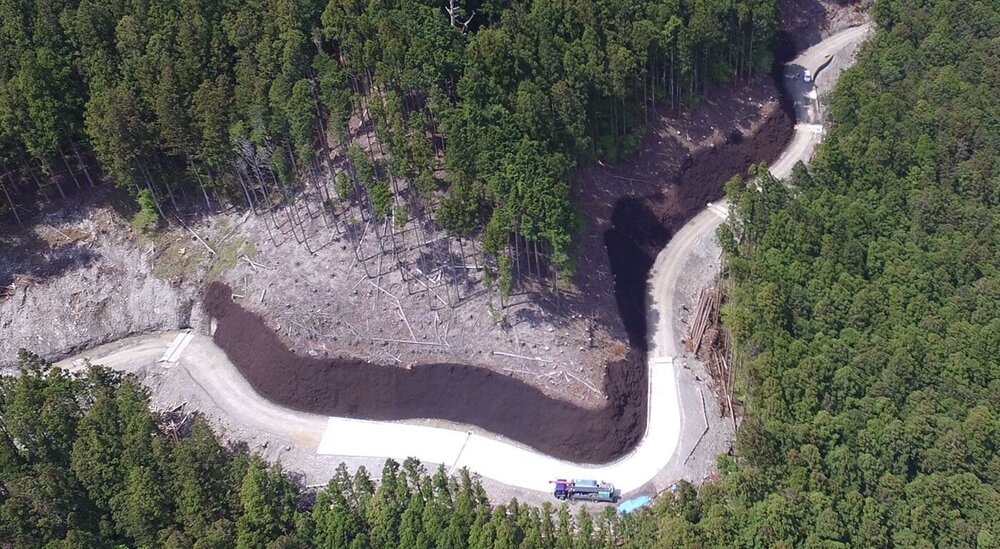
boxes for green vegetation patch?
[655,0,1000,546]
[150,235,210,281]
[207,237,255,281]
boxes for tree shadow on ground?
[1,209,100,292]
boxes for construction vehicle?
[551,479,617,503]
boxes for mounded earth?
[206,281,646,464]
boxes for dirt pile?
[780,0,869,51]
[603,197,671,349]
[204,281,647,464]
[568,76,792,346]
[674,100,793,207]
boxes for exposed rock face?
[0,207,188,369]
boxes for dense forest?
[0,0,779,281]
[3,0,998,546]
[0,353,636,548]
[691,0,998,545]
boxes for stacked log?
[687,286,739,431]
[685,288,719,354]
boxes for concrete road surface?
[770,24,872,180]
[54,23,872,497]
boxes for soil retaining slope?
[205,281,646,464]
[605,96,793,350]
[201,54,796,465]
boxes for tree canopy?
[651,0,999,545]
[0,351,630,547]
[4,0,996,546]
[0,0,780,281]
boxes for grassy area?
[206,236,255,281]
[150,235,210,281]
[146,216,256,282]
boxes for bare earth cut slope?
[1,208,187,370]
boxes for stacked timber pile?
[160,403,197,442]
[685,288,719,354]
[686,287,738,430]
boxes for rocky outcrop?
[0,208,187,368]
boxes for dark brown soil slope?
[202,47,798,464]
[205,281,647,464]
[202,88,794,464]
[202,96,793,463]
[602,98,793,349]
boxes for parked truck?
[551,479,617,503]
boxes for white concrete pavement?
[317,355,681,493]
[52,24,872,497]
[58,331,677,493]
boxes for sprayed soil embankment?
[202,67,795,463]
[205,281,646,464]
[605,93,793,349]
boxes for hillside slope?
[639,0,1000,546]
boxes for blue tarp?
[616,496,652,514]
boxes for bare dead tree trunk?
[150,160,181,212]
[46,160,68,200]
[235,160,258,214]
[472,236,481,271]
[1,172,22,226]
[187,157,213,211]
[284,141,321,230]
[19,152,42,192]
[270,163,306,245]
[137,163,167,219]
[313,156,341,234]
[365,68,389,158]
[239,158,283,247]
[70,141,95,187]
[309,81,340,219]
[642,60,648,125]
[513,230,522,283]
[58,145,81,189]
[250,150,282,228]
[446,0,475,31]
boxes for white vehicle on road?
[803,69,812,83]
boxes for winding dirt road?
[55,24,871,496]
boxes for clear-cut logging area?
[199,31,805,464]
